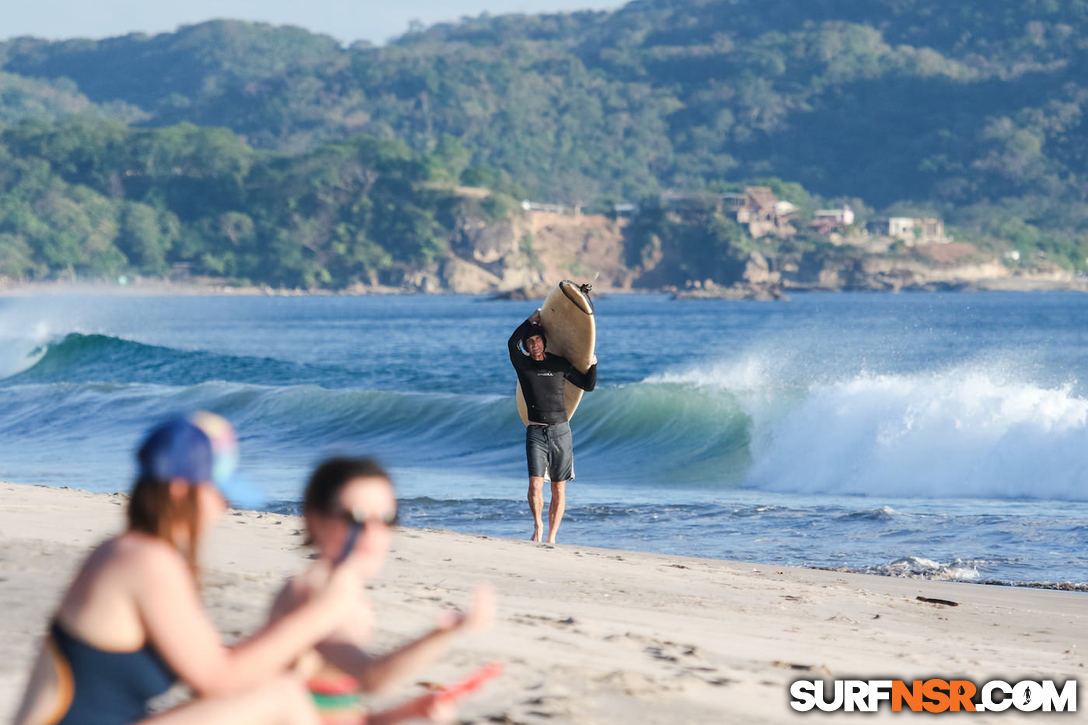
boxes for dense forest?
[3,0,1088,285]
[0,119,528,285]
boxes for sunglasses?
[334,507,398,564]
[334,507,399,528]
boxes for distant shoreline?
[1,275,1085,298]
[0,278,401,297]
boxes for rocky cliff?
[406,210,633,294]
[414,211,1085,296]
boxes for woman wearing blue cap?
[15,412,363,725]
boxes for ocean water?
[1,291,1086,588]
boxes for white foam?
[641,350,1088,500]
[874,556,981,581]
[743,369,1088,501]
[0,319,58,378]
[0,297,95,378]
[643,351,788,393]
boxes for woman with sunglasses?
[15,413,366,725]
[268,457,493,724]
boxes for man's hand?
[529,309,541,324]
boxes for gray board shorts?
[525,421,574,482]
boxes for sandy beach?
[0,482,1083,723]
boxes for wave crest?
[5,338,1088,501]
[738,370,1088,501]
[2,332,338,387]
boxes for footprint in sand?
[613,633,740,689]
[509,613,584,634]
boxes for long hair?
[127,477,203,581]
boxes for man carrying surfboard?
[509,307,597,544]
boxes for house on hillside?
[811,205,855,234]
[722,186,797,238]
[660,185,798,238]
[521,200,579,216]
[867,216,945,244]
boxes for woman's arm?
[318,587,493,695]
[136,544,357,697]
[11,640,59,725]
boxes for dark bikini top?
[48,618,177,725]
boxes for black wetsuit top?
[509,319,597,425]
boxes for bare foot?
[530,529,543,543]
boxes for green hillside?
[0,119,491,285]
[2,0,1088,284]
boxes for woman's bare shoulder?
[54,534,191,649]
[102,532,190,579]
[67,533,178,575]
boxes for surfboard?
[516,280,596,425]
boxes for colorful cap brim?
[214,471,266,509]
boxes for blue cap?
[137,412,265,509]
